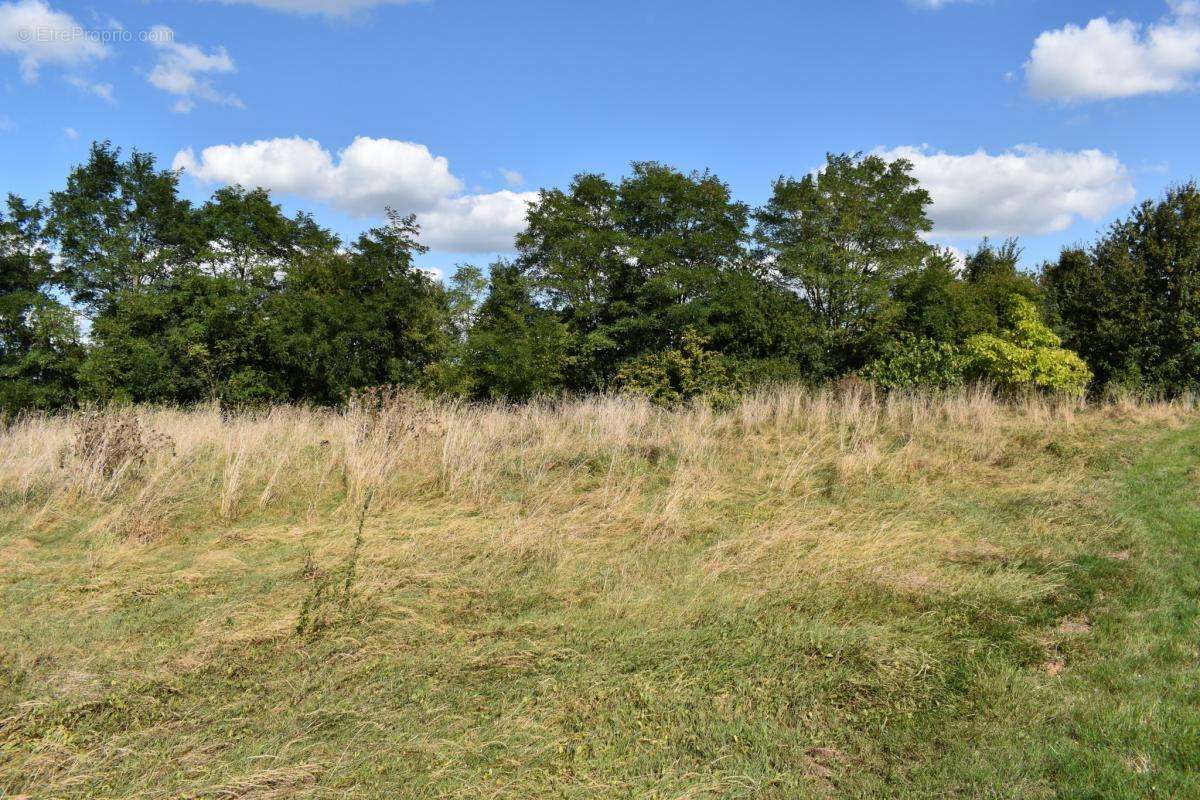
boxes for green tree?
[266,210,452,403]
[78,271,279,405]
[754,153,933,369]
[891,247,967,344]
[48,142,202,314]
[959,238,1040,336]
[518,163,766,389]
[57,170,339,406]
[0,196,83,412]
[1043,184,1200,394]
[893,239,1040,347]
[964,295,1092,395]
[445,263,488,340]
[198,185,338,286]
[464,262,571,401]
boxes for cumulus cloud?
[0,0,108,81]
[418,190,538,252]
[201,0,417,16]
[174,136,531,251]
[1026,1,1200,100]
[174,136,462,216]
[876,145,1135,237]
[147,26,241,113]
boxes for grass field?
[2,386,1198,798]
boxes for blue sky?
[2,0,1199,274]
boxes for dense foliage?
[613,328,744,408]
[861,335,966,392]
[1043,183,1200,396]
[1,142,1194,412]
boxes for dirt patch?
[804,746,849,792]
[1043,652,1066,677]
[1041,616,1093,676]
[1057,617,1093,635]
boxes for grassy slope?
[1,392,1197,798]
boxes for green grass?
[2,395,1199,798]
[864,423,1200,799]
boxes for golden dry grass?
[2,385,1187,582]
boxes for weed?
[296,490,373,639]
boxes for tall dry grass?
[2,385,1190,558]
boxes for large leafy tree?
[464,262,572,401]
[0,195,83,412]
[1043,183,1200,393]
[48,142,202,314]
[959,238,1040,335]
[47,146,360,406]
[78,271,280,405]
[517,172,625,338]
[53,154,344,405]
[266,211,452,403]
[517,162,756,388]
[198,185,338,287]
[754,153,933,368]
[892,238,1040,346]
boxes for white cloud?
[65,73,113,102]
[499,168,524,188]
[1026,1,1200,100]
[876,144,1135,237]
[939,244,967,272]
[63,125,77,138]
[147,25,241,113]
[174,136,533,252]
[418,190,538,252]
[0,0,108,81]
[201,0,417,16]
[175,136,463,217]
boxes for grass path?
[902,422,1200,798]
[1024,422,1200,797]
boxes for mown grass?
[0,386,1197,798]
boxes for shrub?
[219,367,285,409]
[861,335,966,391]
[63,409,174,488]
[614,328,745,408]
[964,295,1092,395]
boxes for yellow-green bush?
[964,295,1092,394]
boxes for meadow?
[2,386,1199,798]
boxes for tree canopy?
[0,142,1192,412]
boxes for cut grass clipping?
[1,385,1198,798]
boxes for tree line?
[3,141,1198,412]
